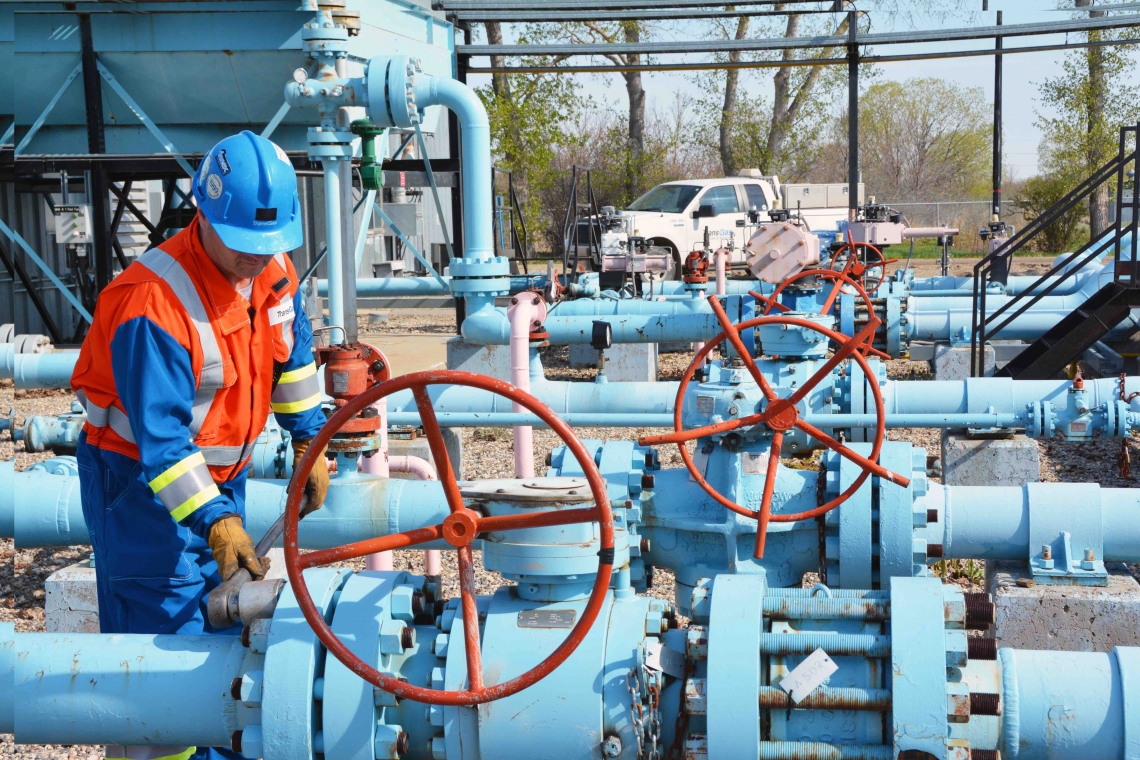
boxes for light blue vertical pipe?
[0,461,13,540]
[999,646,1140,760]
[12,632,248,746]
[1,623,13,734]
[415,76,492,262]
[323,158,345,337]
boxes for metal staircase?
[972,123,1139,379]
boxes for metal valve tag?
[779,648,837,703]
[517,610,576,628]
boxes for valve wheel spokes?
[757,270,890,360]
[828,241,898,291]
[285,370,614,706]
[637,313,910,560]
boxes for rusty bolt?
[641,473,655,489]
[230,677,243,700]
[927,544,944,558]
[231,731,243,754]
[926,508,938,523]
[369,360,386,375]
[972,751,1000,760]
[240,626,252,648]
[545,452,553,466]
[401,626,416,650]
[511,297,518,305]
[396,731,411,755]
[640,538,651,553]
[967,637,998,661]
[412,590,426,616]
[1085,548,1096,561]
[1042,545,1053,561]
[970,692,1002,716]
[645,452,655,468]
[964,593,996,630]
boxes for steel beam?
[459,13,1140,57]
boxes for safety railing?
[560,165,602,280]
[492,167,530,273]
[970,122,1139,377]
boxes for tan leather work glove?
[208,515,270,582]
[292,438,330,519]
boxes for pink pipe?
[509,294,543,478]
[902,226,960,239]
[715,247,728,295]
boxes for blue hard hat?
[192,130,303,255]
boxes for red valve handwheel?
[752,269,890,360]
[638,295,910,560]
[285,370,614,706]
[827,241,898,291]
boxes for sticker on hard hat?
[206,174,224,200]
[216,149,232,176]
[272,143,290,164]
[199,153,211,180]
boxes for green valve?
[351,118,385,191]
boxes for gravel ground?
[3,294,1134,757]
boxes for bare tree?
[1077,0,1110,236]
[719,11,750,176]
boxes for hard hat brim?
[211,217,304,256]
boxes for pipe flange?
[449,256,512,297]
[364,55,423,130]
[306,128,355,160]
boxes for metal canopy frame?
[457,12,1140,61]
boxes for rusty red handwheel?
[285,370,614,706]
[638,295,910,560]
[752,269,890,360]
[828,241,898,292]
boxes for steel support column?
[78,13,112,302]
[847,11,859,224]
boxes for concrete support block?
[931,342,994,380]
[568,343,658,382]
[45,560,99,633]
[446,337,511,381]
[387,428,462,480]
[986,560,1140,651]
[940,432,1040,486]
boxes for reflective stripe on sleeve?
[148,451,220,522]
[271,361,322,414]
[75,389,137,443]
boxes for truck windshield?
[627,184,701,214]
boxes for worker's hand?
[292,438,329,519]
[208,515,270,582]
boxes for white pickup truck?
[580,173,863,274]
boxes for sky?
[464,1,1140,181]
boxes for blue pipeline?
[883,375,1140,416]
[319,274,548,298]
[906,306,1140,342]
[7,630,250,747]
[460,295,739,345]
[922,483,1140,562]
[0,345,77,389]
[997,646,1140,760]
[0,459,453,550]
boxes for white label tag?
[742,451,769,475]
[779,648,837,703]
[645,640,684,678]
[269,299,295,326]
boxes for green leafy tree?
[475,28,587,252]
[1011,172,1086,254]
[1036,1,1140,237]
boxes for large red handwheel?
[828,241,898,292]
[285,370,614,706]
[638,295,910,560]
[752,269,889,360]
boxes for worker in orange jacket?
[71,131,330,760]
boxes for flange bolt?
[964,592,996,630]
[970,692,1002,716]
[967,637,998,661]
